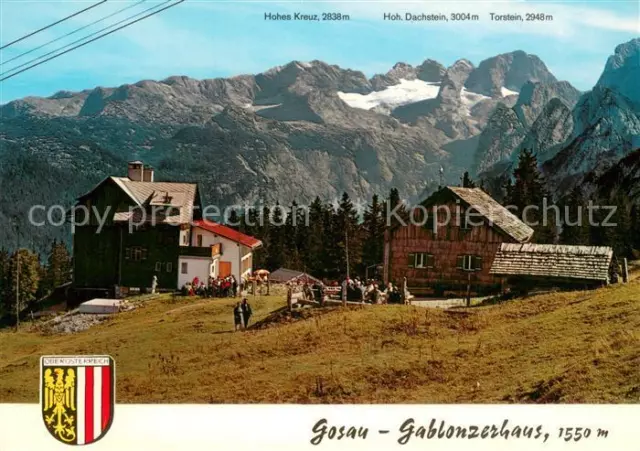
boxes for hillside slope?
[1,282,638,404]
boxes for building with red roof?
[178,220,262,289]
[72,161,263,295]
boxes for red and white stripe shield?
[40,355,115,446]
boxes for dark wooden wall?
[388,202,514,295]
[72,179,180,290]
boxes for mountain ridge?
[1,43,637,255]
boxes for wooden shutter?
[474,256,483,270]
[125,247,131,260]
[427,254,435,268]
[407,253,415,268]
[456,255,464,269]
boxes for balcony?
[179,246,212,258]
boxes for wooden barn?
[490,243,614,292]
[383,186,534,297]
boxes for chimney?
[127,161,144,181]
[143,166,155,182]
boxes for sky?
[0,0,638,103]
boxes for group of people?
[340,277,403,304]
[233,298,253,331]
[181,275,241,298]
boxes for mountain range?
[1,38,639,253]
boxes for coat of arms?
[40,355,115,445]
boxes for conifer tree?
[242,206,265,268]
[3,249,41,318]
[265,203,286,271]
[43,240,71,294]
[283,202,302,269]
[294,202,311,267]
[0,248,9,315]
[607,192,633,258]
[507,149,555,242]
[321,201,340,279]
[559,187,589,245]
[461,171,476,188]
[630,204,640,256]
[226,209,241,228]
[362,194,385,271]
[333,193,362,277]
[304,197,326,277]
[384,187,406,229]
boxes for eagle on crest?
[43,367,77,443]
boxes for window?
[155,261,162,272]
[457,255,482,271]
[126,246,147,262]
[241,254,252,273]
[132,247,142,261]
[407,253,434,269]
[166,262,173,272]
[181,262,188,274]
[182,233,188,245]
[197,235,203,247]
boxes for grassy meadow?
[1,281,639,404]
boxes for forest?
[1,149,638,321]
[234,150,640,281]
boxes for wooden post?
[345,229,350,280]
[15,226,20,332]
[252,279,257,297]
[341,280,347,308]
[402,277,408,305]
[267,278,270,295]
[287,287,292,313]
[622,258,629,283]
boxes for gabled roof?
[76,176,199,225]
[445,187,534,243]
[490,243,613,281]
[269,268,321,284]
[192,220,262,249]
[112,177,196,206]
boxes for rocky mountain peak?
[255,60,371,102]
[370,59,446,90]
[3,41,640,254]
[370,62,417,90]
[437,59,475,103]
[596,38,640,104]
[416,59,446,82]
[464,50,557,97]
[513,80,581,127]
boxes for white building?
[177,220,262,289]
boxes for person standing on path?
[233,302,243,331]
[232,275,238,297]
[240,298,253,329]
